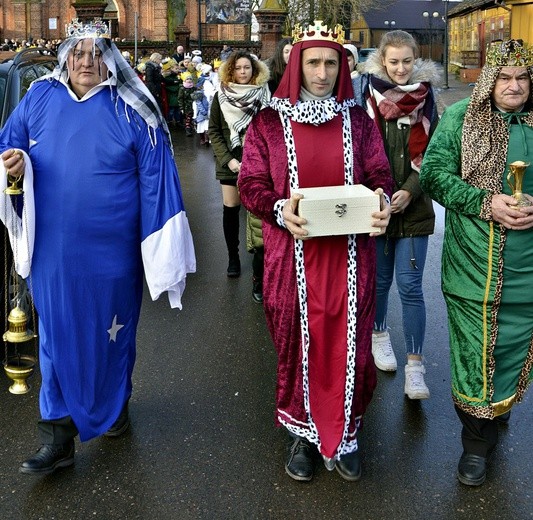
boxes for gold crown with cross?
[292,20,345,46]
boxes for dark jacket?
[163,73,182,107]
[379,119,436,237]
[144,60,163,101]
[178,85,195,115]
[208,58,270,182]
[353,53,440,238]
[208,92,242,181]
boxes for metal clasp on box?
[335,203,347,217]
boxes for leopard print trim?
[515,337,533,398]
[276,101,360,459]
[486,226,506,404]
[479,193,493,221]
[453,395,494,419]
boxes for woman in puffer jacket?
[353,30,440,399]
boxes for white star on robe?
[107,315,124,343]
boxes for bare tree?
[275,0,391,38]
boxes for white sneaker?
[371,331,397,371]
[404,362,430,399]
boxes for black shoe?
[285,437,314,481]
[252,276,263,304]
[227,257,241,278]
[104,402,130,437]
[335,450,362,481]
[457,452,487,486]
[495,411,511,424]
[19,441,75,475]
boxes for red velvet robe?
[239,105,393,458]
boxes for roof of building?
[362,0,468,31]
[448,0,497,17]
[361,0,447,30]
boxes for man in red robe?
[239,21,393,482]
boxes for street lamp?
[443,0,449,89]
[423,11,439,60]
[384,20,396,30]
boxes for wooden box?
[295,184,380,237]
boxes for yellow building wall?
[350,16,370,46]
[511,4,533,44]
[449,6,510,67]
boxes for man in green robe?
[420,39,533,487]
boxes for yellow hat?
[161,58,177,71]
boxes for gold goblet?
[507,161,532,207]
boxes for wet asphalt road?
[0,107,532,519]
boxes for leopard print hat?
[462,40,533,189]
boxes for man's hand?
[370,188,391,237]
[1,148,24,179]
[283,193,308,240]
[492,193,533,230]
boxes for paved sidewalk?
[434,65,475,113]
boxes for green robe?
[420,98,533,419]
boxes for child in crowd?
[178,75,196,136]
[192,77,210,145]
[163,61,183,126]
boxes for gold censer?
[3,304,36,394]
[2,161,38,394]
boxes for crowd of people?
[1,18,533,492]
[2,37,62,54]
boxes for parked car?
[358,48,377,63]
[0,48,57,334]
[0,47,57,127]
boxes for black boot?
[252,276,263,304]
[223,205,241,277]
[251,247,264,303]
[20,441,75,475]
[104,401,130,437]
[227,255,241,278]
[457,452,487,486]
[335,450,362,481]
[285,436,314,481]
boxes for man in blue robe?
[0,19,196,475]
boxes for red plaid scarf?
[366,76,433,171]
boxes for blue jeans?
[374,235,428,356]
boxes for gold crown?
[485,39,533,67]
[292,20,345,46]
[65,18,111,39]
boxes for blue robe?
[0,79,195,441]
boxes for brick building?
[1,0,288,63]
[0,0,202,42]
